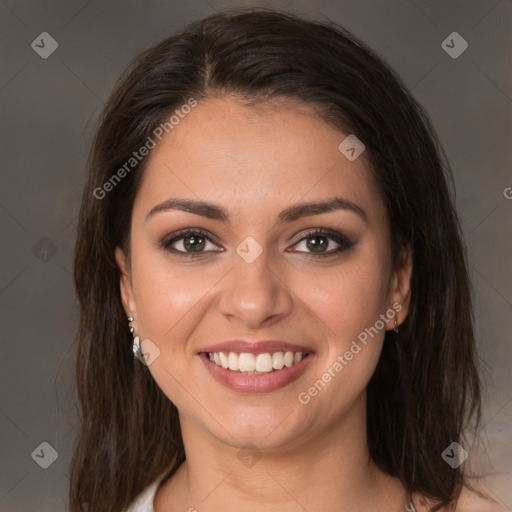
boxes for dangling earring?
[127,317,140,356]
[394,318,399,334]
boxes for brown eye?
[290,229,354,258]
[178,233,206,252]
[160,229,222,257]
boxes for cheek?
[129,250,214,411]
[301,254,391,344]
[295,268,388,416]
[294,249,391,403]
[130,246,213,348]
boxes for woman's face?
[116,96,411,450]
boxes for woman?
[70,8,502,512]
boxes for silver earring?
[127,317,135,334]
[394,318,399,334]
[127,317,140,356]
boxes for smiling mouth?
[204,350,311,374]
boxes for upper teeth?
[208,351,306,373]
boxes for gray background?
[1,1,511,511]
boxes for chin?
[207,406,314,451]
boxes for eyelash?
[159,228,354,259]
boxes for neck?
[156,393,407,512]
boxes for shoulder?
[453,474,511,512]
[412,473,510,512]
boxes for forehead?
[134,96,385,224]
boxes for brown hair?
[70,7,486,511]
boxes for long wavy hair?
[70,7,486,512]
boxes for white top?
[124,470,169,512]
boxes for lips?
[197,340,315,393]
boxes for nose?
[217,247,294,328]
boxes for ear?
[115,246,137,320]
[387,245,413,329]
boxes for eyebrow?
[144,196,368,225]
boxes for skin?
[115,96,500,512]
